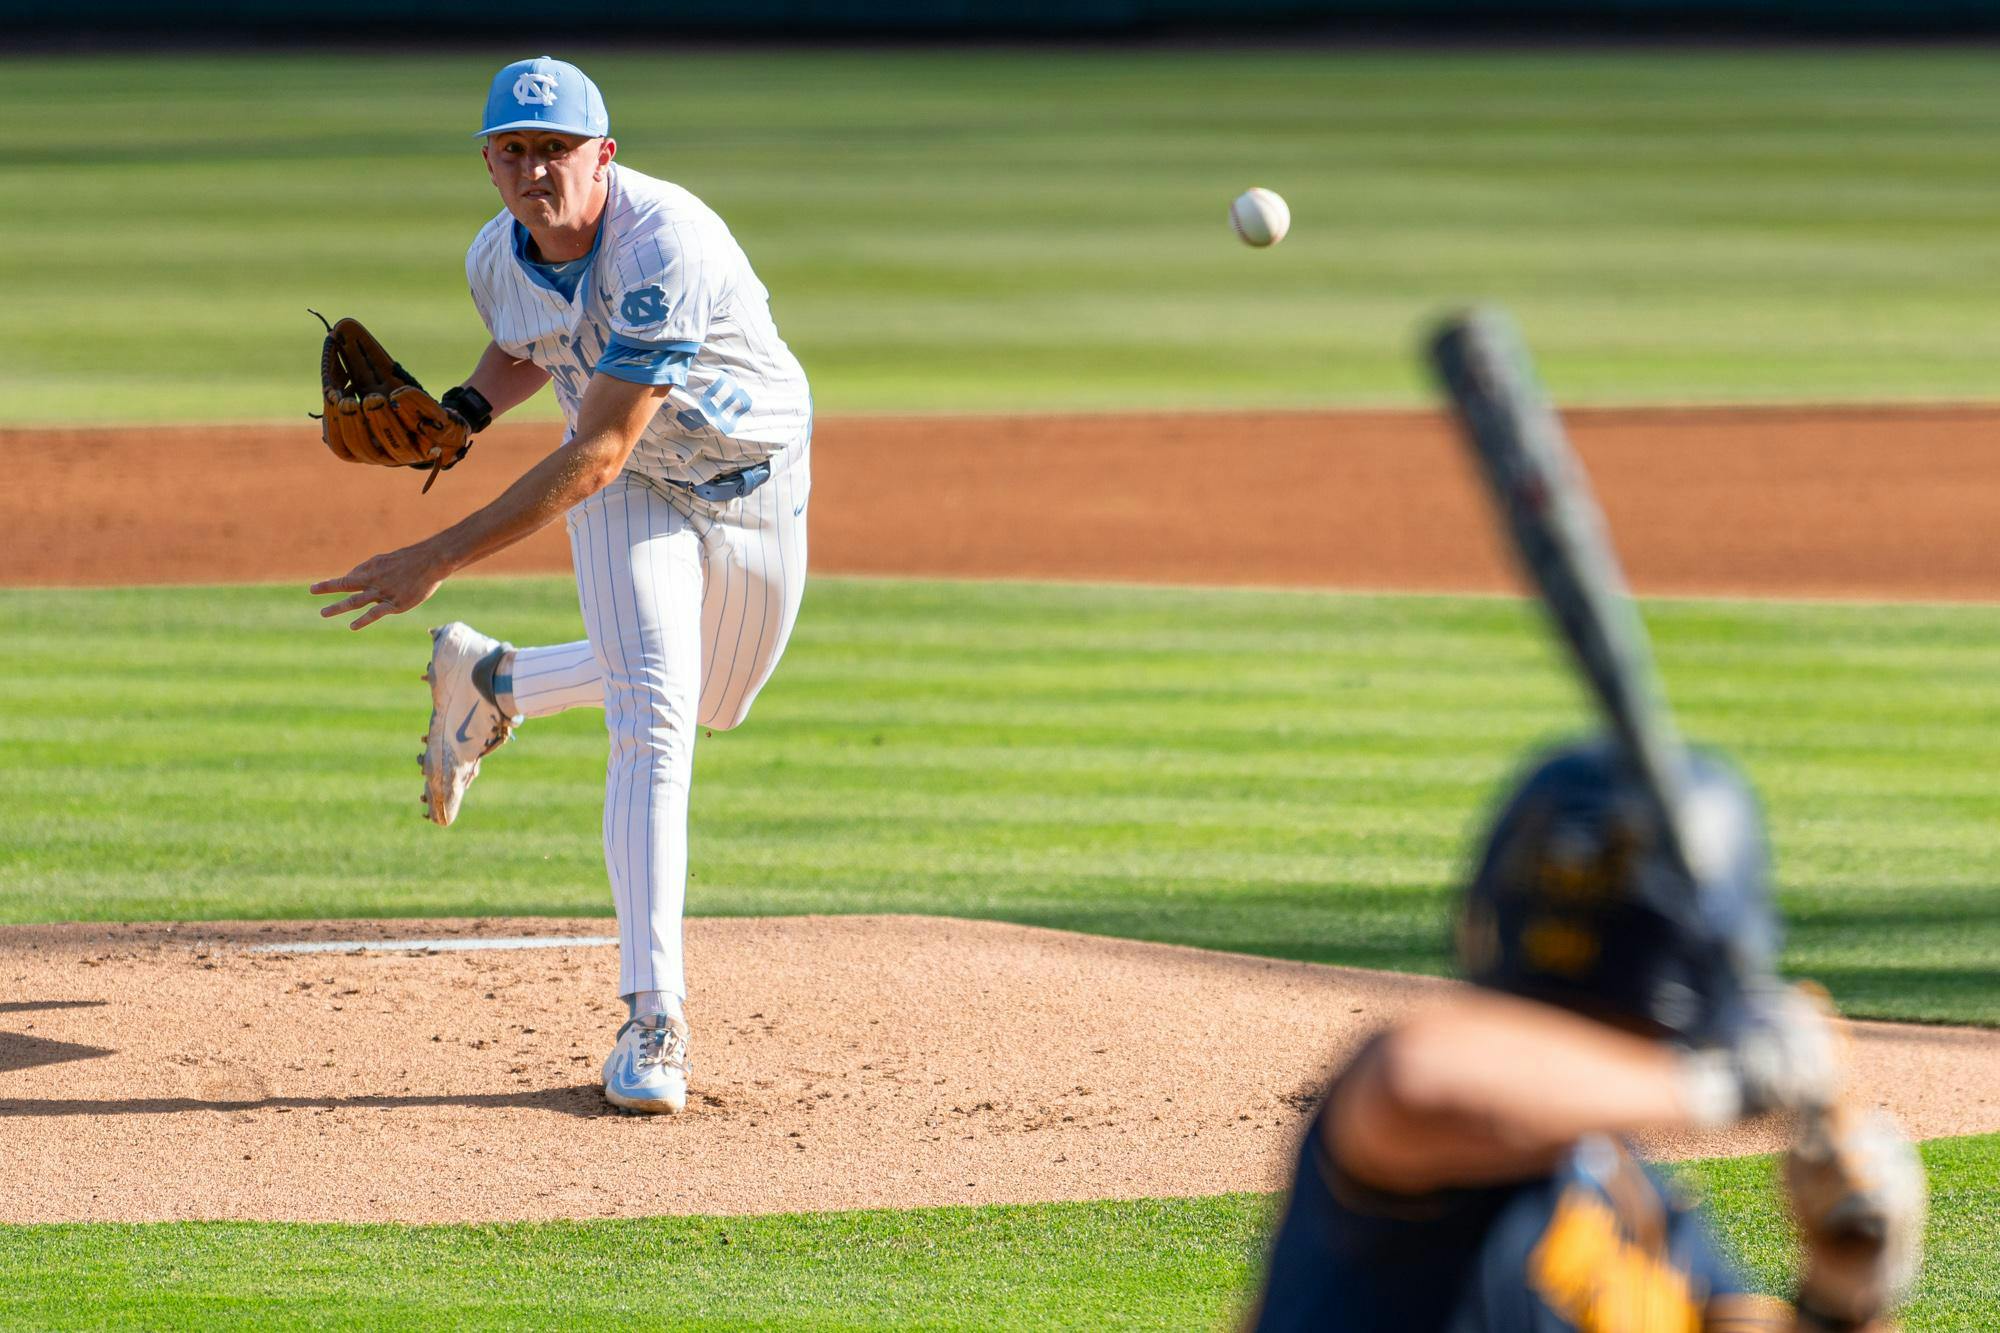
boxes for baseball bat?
[1426,307,1697,880]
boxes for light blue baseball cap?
[477,56,609,140]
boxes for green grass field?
[0,1134,1992,1330]
[9,41,2000,1330]
[5,577,1996,1024]
[5,48,2000,421]
[5,575,1996,1324]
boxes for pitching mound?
[2,916,1995,1224]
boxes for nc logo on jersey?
[512,72,560,107]
[621,286,668,324]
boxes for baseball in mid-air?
[1229,187,1290,248]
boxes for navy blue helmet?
[1455,739,1780,1048]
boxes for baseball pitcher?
[311,56,812,1114]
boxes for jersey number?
[677,374,752,434]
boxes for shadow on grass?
[988,886,2000,1024]
[1791,965,1998,1026]
[1783,893,2000,1023]
[1785,892,2000,930]
[990,884,1459,978]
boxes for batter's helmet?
[1455,739,1779,1048]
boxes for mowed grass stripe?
[1,576,1994,1025]
[0,1135,1992,1331]
[5,50,2000,419]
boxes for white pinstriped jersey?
[466,163,811,485]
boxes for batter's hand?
[1729,980,1846,1116]
[1788,1103,1926,1326]
[310,543,450,631]
[1678,981,1843,1126]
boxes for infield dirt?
[4,408,1997,1223]
[6,405,2000,598]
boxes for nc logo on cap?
[479,57,610,139]
[512,72,559,107]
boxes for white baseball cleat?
[420,622,515,828]
[602,1013,691,1114]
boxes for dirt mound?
[3,916,1993,1224]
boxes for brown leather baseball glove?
[312,312,474,493]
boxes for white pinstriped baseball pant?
[504,442,809,1001]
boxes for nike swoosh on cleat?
[455,703,481,745]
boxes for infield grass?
[3,575,1996,1026]
[6,48,2000,421]
[0,1134,1992,1330]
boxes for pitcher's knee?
[604,695,696,761]
[698,687,762,733]
[700,704,751,733]
[606,725,693,772]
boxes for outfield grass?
[3,575,1995,1026]
[0,1134,1991,1330]
[6,48,2000,422]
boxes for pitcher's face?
[483,130,615,233]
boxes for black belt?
[670,461,771,503]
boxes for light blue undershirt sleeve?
[595,335,699,387]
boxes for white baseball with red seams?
[1230,187,1291,248]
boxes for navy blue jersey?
[1253,1108,1778,1332]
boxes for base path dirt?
[2,917,1995,1224]
[4,406,2000,598]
